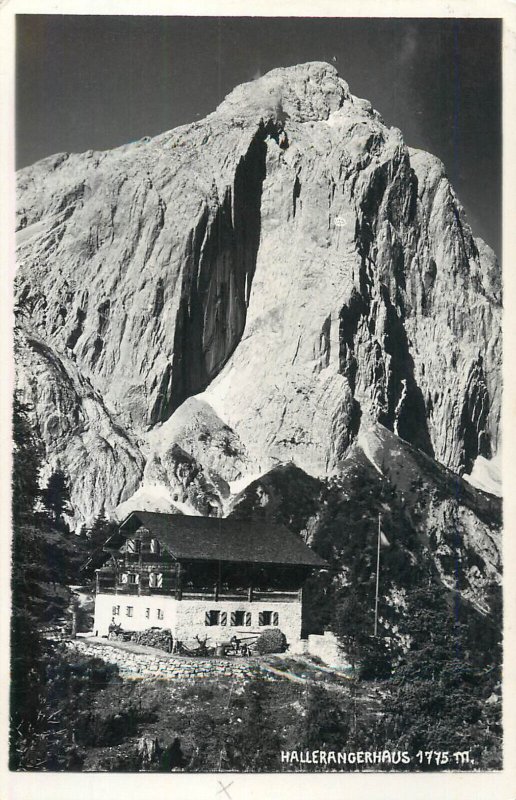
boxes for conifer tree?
[87,508,118,550]
[41,469,73,528]
[12,393,43,521]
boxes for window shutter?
[205,611,211,626]
[258,611,264,626]
[149,573,156,588]
[220,612,227,626]
[230,611,236,626]
[135,573,140,584]
[272,612,279,626]
[150,538,160,555]
[126,540,135,553]
[121,573,128,584]
[245,612,251,626]
[156,573,163,588]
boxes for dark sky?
[16,16,501,254]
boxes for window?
[231,610,246,626]
[134,540,141,554]
[145,608,150,619]
[206,610,227,626]
[127,573,138,585]
[150,538,160,555]
[112,605,120,616]
[157,609,164,620]
[149,572,163,588]
[126,606,133,617]
[259,611,278,626]
[206,610,220,626]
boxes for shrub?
[302,685,350,752]
[226,680,280,771]
[75,707,140,747]
[358,636,392,680]
[255,628,287,655]
[195,686,215,701]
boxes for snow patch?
[228,471,264,496]
[464,454,502,497]
[355,428,386,476]
[113,483,200,521]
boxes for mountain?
[14,62,501,536]
[228,424,501,612]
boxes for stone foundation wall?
[65,638,277,682]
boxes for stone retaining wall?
[65,638,277,682]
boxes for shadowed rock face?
[163,123,273,420]
[228,425,502,611]
[15,62,501,528]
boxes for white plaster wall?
[93,594,178,637]
[93,593,301,644]
[174,598,302,646]
[307,631,350,669]
[289,638,309,655]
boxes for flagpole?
[374,514,381,637]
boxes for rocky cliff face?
[228,424,501,612]
[15,62,501,531]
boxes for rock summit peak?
[215,60,354,123]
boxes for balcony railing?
[96,585,301,602]
[96,579,175,594]
[181,590,300,602]
[252,590,301,602]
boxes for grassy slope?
[72,665,380,772]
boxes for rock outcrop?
[228,424,501,612]
[353,424,501,609]
[15,62,501,528]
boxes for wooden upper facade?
[95,511,327,603]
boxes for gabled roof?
[118,511,328,568]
